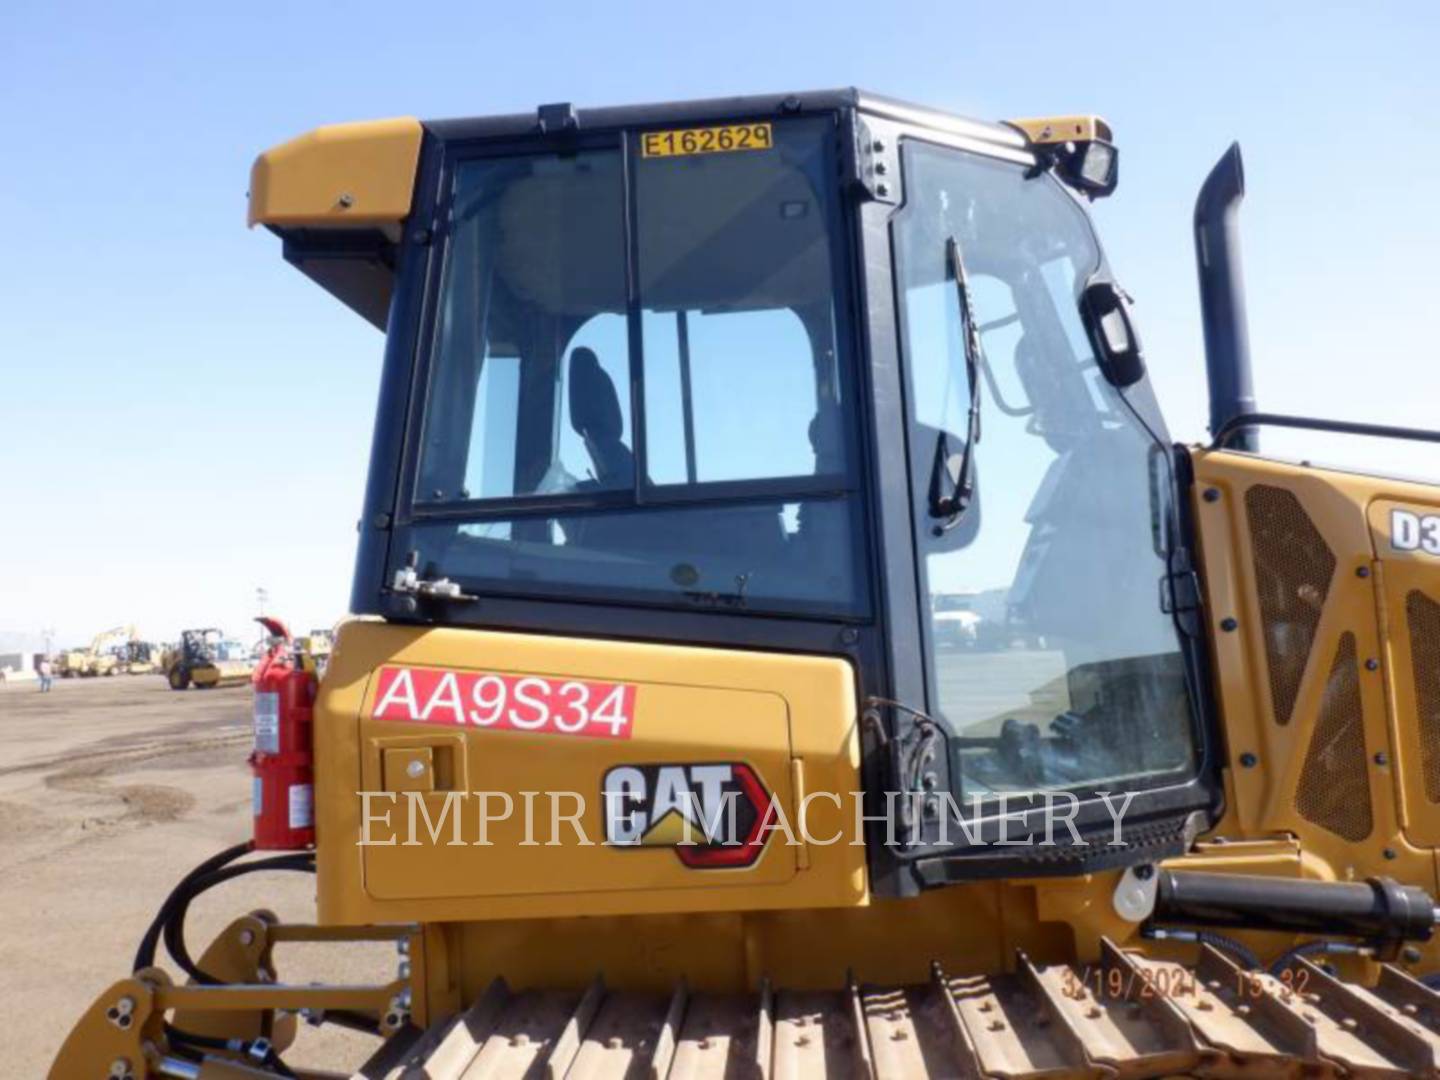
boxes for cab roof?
[248,89,1095,328]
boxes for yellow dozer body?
[53,90,1440,1079]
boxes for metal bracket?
[392,553,478,603]
[1113,864,1160,922]
[536,101,578,134]
[848,115,899,205]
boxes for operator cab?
[254,90,1216,894]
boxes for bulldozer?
[52,90,1440,1078]
[162,628,255,691]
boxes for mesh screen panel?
[1406,590,1440,803]
[1294,632,1372,841]
[1245,486,1336,726]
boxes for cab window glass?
[418,150,629,503]
[643,308,819,485]
[635,117,843,492]
[405,121,865,616]
[894,139,1197,799]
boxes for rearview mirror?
[1081,280,1146,388]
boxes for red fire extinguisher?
[250,616,316,850]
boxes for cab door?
[881,130,1210,857]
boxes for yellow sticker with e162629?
[641,123,773,158]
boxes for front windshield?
[893,139,1198,799]
[406,118,864,616]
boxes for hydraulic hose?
[134,841,253,974]
[164,1025,297,1077]
[161,854,315,985]
[153,850,379,1036]
[1266,939,1372,977]
[134,843,319,1078]
[1197,929,1260,971]
[1143,926,1260,970]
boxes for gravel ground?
[0,675,390,1076]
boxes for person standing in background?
[37,657,53,692]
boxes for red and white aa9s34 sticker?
[371,665,635,739]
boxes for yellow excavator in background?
[53,90,1440,1078]
[57,624,139,677]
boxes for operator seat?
[568,347,634,488]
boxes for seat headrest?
[568,347,624,443]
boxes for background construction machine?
[58,624,140,677]
[53,90,1440,1078]
[118,639,163,676]
[55,644,90,678]
[291,628,334,675]
[161,628,254,690]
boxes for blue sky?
[3,1,1438,647]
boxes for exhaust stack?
[1194,143,1257,451]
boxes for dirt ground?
[0,675,391,1076]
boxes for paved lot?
[0,676,385,1075]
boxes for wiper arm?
[928,237,985,530]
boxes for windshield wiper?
[928,236,985,531]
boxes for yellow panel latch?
[383,746,435,794]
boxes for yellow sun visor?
[247,118,423,238]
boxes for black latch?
[1159,546,1204,638]
[1159,569,1202,615]
[536,102,578,134]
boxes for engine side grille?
[1245,485,1336,726]
[1407,589,1440,803]
[1294,632,1372,842]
